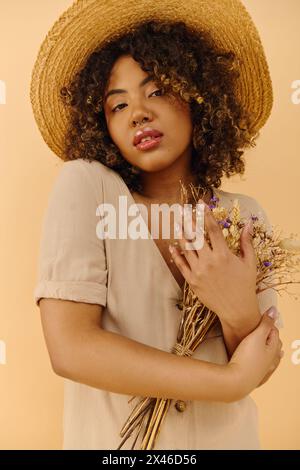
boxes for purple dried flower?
[218,219,230,228]
[263,261,272,267]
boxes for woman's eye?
[150,88,164,97]
[111,89,164,113]
[112,103,126,113]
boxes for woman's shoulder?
[57,158,124,198]
[45,158,125,212]
[61,158,118,182]
[215,187,264,209]
[214,187,272,229]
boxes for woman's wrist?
[219,308,261,359]
[220,306,261,337]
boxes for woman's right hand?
[228,309,283,397]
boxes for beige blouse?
[34,158,282,450]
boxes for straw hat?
[30,0,273,160]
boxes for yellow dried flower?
[118,182,300,451]
[222,228,229,237]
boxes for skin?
[103,54,281,362]
[39,56,283,404]
[103,54,205,204]
[171,204,263,348]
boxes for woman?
[31,2,283,450]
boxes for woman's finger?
[190,206,212,255]
[180,204,211,255]
[168,244,192,281]
[257,352,283,387]
[266,327,279,346]
[174,219,199,267]
[199,199,228,254]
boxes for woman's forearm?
[221,308,262,359]
[56,327,243,403]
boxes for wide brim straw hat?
[30,0,273,160]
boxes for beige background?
[0,0,299,449]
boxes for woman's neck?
[132,179,213,207]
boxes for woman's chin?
[134,161,174,173]
[127,153,177,172]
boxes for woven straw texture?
[30,0,273,159]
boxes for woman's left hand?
[169,199,260,330]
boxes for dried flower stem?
[117,183,300,450]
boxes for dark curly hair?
[60,20,259,193]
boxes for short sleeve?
[33,159,108,307]
[246,196,284,329]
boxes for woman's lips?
[135,135,163,151]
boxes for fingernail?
[198,199,208,209]
[267,306,278,319]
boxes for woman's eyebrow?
[104,75,154,103]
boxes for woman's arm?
[220,307,262,359]
[170,199,282,365]
[39,299,282,404]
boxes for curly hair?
[60,20,259,193]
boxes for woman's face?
[103,54,194,173]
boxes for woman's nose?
[132,115,150,127]
[130,102,153,127]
